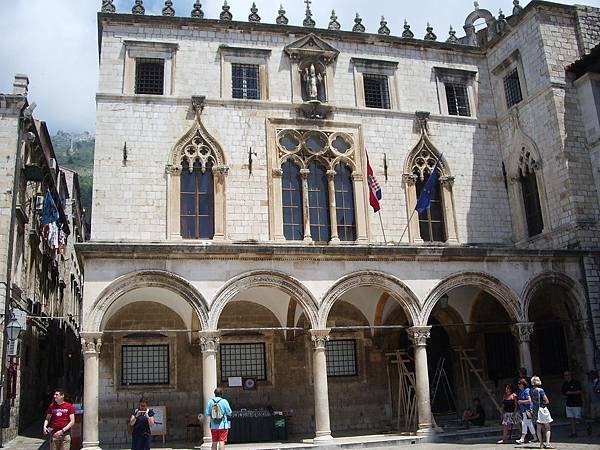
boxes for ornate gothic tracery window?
[271,128,368,243]
[517,148,544,237]
[167,114,228,240]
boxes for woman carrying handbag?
[531,376,554,449]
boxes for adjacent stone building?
[0,76,86,443]
[79,1,600,448]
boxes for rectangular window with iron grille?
[503,68,523,108]
[363,74,391,109]
[135,58,165,95]
[220,343,266,381]
[445,83,471,116]
[232,64,260,100]
[326,339,357,377]
[122,344,169,385]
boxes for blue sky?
[0,0,596,133]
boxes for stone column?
[511,322,534,375]
[575,321,596,373]
[272,168,285,241]
[402,174,421,243]
[200,331,220,449]
[212,165,229,241]
[300,169,312,242]
[81,333,102,450]
[439,176,458,244]
[326,170,340,244]
[408,326,433,435]
[310,329,333,442]
[166,165,182,240]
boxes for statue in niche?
[302,64,323,101]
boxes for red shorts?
[211,429,229,442]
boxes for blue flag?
[41,192,60,225]
[415,159,442,213]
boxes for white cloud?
[0,0,593,133]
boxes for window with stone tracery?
[403,145,458,244]
[167,119,228,241]
[275,129,362,243]
[517,148,543,237]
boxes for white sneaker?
[516,439,525,444]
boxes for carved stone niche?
[284,33,339,112]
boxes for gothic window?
[334,164,356,241]
[180,160,215,239]
[308,161,331,242]
[503,67,523,108]
[445,83,471,116]
[167,119,228,241]
[232,63,260,100]
[273,128,365,243]
[282,160,303,240]
[135,58,164,95]
[415,167,446,242]
[403,144,458,244]
[520,165,544,237]
[363,74,391,109]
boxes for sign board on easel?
[149,405,167,444]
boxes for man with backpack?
[205,387,232,449]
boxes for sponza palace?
[76,0,600,447]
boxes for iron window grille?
[122,344,170,385]
[135,58,165,95]
[232,64,260,100]
[445,83,471,116]
[363,74,391,109]
[503,68,523,108]
[326,339,357,377]
[220,343,266,382]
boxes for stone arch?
[319,271,421,329]
[464,9,495,28]
[168,119,227,169]
[420,271,523,325]
[87,270,209,333]
[522,271,588,322]
[208,270,319,330]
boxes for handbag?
[525,409,533,420]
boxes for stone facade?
[81,1,600,448]
[0,76,86,443]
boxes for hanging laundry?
[40,191,59,225]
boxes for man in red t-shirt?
[43,389,75,450]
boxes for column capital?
[408,326,431,347]
[300,168,310,179]
[199,331,220,352]
[310,329,331,349]
[439,175,455,187]
[165,164,182,175]
[326,169,336,180]
[272,168,284,178]
[80,332,102,355]
[511,322,535,342]
[402,173,417,186]
[212,165,229,177]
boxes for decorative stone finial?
[513,0,524,15]
[402,19,414,38]
[162,0,175,16]
[220,0,232,21]
[378,16,390,35]
[303,0,315,28]
[276,4,288,25]
[446,25,458,43]
[424,22,437,41]
[132,0,145,15]
[101,0,116,13]
[498,9,506,20]
[352,13,365,33]
[191,1,204,18]
[328,10,341,30]
[495,9,508,35]
[474,1,479,10]
[248,2,261,22]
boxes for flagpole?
[378,210,387,244]
[400,209,416,243]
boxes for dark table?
[227,413,287,444]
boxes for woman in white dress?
[531,376,553,449]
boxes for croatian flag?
[366,152,382,213]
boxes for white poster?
[149,405,167,436]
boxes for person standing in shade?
[43,389,75,450]
[517,379,537,444]
[129,397,155,450]
[205,387,232,450]
[587,370,600,435]
[562,371,587,437]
